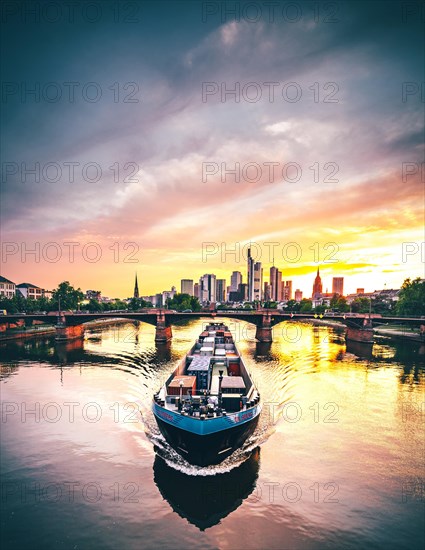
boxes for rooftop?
[0,275,16,284]
[16,282,42,289]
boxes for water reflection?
[153,448,261,531]
[255,342,273,359]
[345,340,374,360]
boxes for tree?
[286,299,301,312]
[129,297,151,311]
[371,296,392,316]
[166,293,201,311]
[86,299,104,312]
[300,299,312,312]
[351,297,371,313]
[51,281,84,311]
[396,278,425,316]
[335,296,349,312]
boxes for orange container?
[168,376,197,396]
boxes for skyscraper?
[332,277,344,296]
[181,279,194,295]
[216,279,226,302]
[230,271,242,292]
[282,280,292,301]
[269,266,279,301]
[199,274,216,303]
[253,262,263,301]
[295,289,303,302]
[133,273,139,298]
[312,267,323,298]
[247,248,255,301]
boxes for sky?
[1,0,424,298]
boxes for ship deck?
[154,323,259,419]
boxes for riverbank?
[374,326,424,343]
[296,318,424,343]
[0,318,133,342]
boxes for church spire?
[134,273,139,299]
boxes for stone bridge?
[1,310,424,343]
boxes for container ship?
[152,323,261,466]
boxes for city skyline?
[0,263,411,303]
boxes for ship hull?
[155,412,260,466]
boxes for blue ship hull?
[153,402,261,466]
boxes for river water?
[1,319,424,550]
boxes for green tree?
[51,281,84,311]
[36,295,53,312]
[351,297,371,313]
[86,299,104,312]
[371,296,392,316]
[166,293,201,312]
[336,296,349,312]
[286,299,301,312]
[330,293,339,309]
[396,278,425,316]
[263,301,278,309]
[300,299,312,312]
[129,297,151,311]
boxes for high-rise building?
[295,289,303,302]
[247,248,255,301]
[269,266,279,301]
[230,271,242,292]
[312,267,323,298]
[239,283,248,301]
[181,279,194,295]
[194,283,199,299]
[282,280,292,301]
[253,262,263,301]
[133,273,139,298]
[276,270,282,301]
[332,277,344,296]
[216,279,226,302]
[264,282,270,302]
[199,274,216,303]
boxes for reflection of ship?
[153,447,260,530]
[152,323,261,466]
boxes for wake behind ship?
[152,323,261,466]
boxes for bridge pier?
[346,320,374,344]
[255,312,273,343]
[155,312,172,343]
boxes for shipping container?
[168,375,196,396]
[221,376,246,394]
